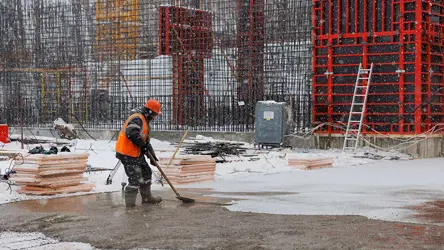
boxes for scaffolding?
[0,0,312,132]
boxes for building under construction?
[0,0,311,132]
[2,0,444,137]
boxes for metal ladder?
[342,63,374,153]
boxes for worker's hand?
[146,143,159,162]
[150,157,157,166]
[141,145,149,155]
[152,154,159,161]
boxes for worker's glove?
[146,143,159,165]
[141,144,149,155]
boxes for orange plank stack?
[10,152,94,195]
[158,155,216,184]
[287,157,334,170]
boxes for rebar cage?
[0,0,312,132]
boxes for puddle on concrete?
[174,188,297,197]
[6,194,109,213]
[211,191,297,197]
[3,188,238,213]
[3,187,297,214]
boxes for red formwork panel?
[0,124,8,143]
[159,6,212,125]
[312,0,444,135]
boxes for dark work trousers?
[120,156,152,188]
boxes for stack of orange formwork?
[287,157,334,170]
[10,152,94,195]
[158,155,216,185]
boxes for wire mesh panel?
[0,0,312,132]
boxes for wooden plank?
[160,163,216,169]
[162,168,216,175]
[34,178,87,188]
[23,153,89,162]
[287,157,334,170]
[39,169,85,176]
[9,177,40,184]
[11,152,93,195]
[14,165,87,173]
[17,184,95,195]
[23,159,89,165]
[159,155,214,161]
[11,175,85,185]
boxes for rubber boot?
[124,185,139,207]
[140,183,162,204]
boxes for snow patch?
[0,231,95,250]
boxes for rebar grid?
[0,0,312,132]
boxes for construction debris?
[182,139,248,160]
[287,157,334,170]
[9,152,94,195]
[53,118,79,140]
[9,134,73,146]
[158,155,216,185]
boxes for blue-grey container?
[255,101,287,148]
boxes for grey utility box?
[255,101,287,148]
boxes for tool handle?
[164,130,188,170]
[145,151,181,197]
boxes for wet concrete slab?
[3,188,236,214]
[2,190,444,249]
[0,186,299,216]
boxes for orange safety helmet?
[145,99,162,114]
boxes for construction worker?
[115,99,162,207]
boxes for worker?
[115,99,163,207]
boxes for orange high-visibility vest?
[115,113,149,157]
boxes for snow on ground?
[0,137,175,204]
[0,231,95,250]
[184,155,444,224]
[1,134,443,225]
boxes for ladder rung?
[348,129,360,132]
[352,103,364,105]
[349,120,361,123]
[356,86,367,88]
[345,138,358,140]
[355,94,366,96]
[358,77,369,80]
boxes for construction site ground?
[1,190,444,250]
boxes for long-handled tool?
[145,151,195,203]
[159,130,188,183]
[106,160,122,185]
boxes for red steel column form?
[414,0,422,134]
[399,1,405,133]
[424,1,431,131]
[327,1,333,133]
[311,0,317,129]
